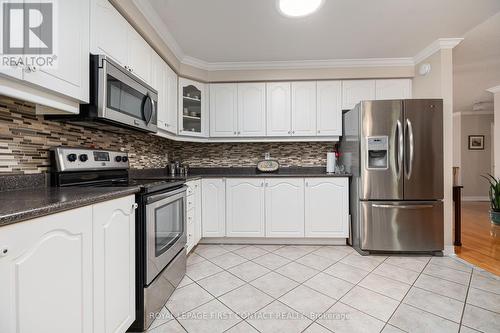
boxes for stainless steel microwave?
[48,54,158,133]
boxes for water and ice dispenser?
[366,136,389,170]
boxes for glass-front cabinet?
[178,78,207,137]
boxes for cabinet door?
[317,81,342,136]
[305,178,349,238]
[342,80,376,110]
[193,180,203,244]
[93,196,136,333]
[266,82,291,136]
[202,179,226,237]
[165,64,178,134]
[226,179,265,237]
[126,27,152,84]
[375,79,412,100]
[0,207,93,333]
[152,52,167,130]
[179,78,206,137]
[91,0,128,66]
[237,83,266,137]
[209,83,238,137]
[23,0,89,102]
[291,81,317,136]
[265,179,304,237]
[186,208,195,253]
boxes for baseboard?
[462,196,490,202]
[199,237,348,246]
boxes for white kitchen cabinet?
[265,179,304,238]
[91,0,128,66]
[316,81,342,136]
[305,178,349,238]
[226,179,265,237]
[93,196,136,333]
[0,207,93,333]
[91,0,151,85]
[19,0,89,103]
[126,28,152,84]
[375,79,412,100]
[179,78,207,137]
[237,83,266,137]
[153,52,178,134]
[291,82,317,136]
[342,80,376,110]
[210,83,238,137]
[202,178,226,237]
[266,82,291,136]
[186,179,202,252]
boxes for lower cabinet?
[0,195,136,333]
[226,179,265,237]
[305,178,349,237]
[186,179,202,253]
[93,196,136,333]
[201,178,226,237]
[265,178,304,237]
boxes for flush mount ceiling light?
[277,0,324,18]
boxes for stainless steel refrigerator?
[341,99,444,255]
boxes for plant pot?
[491,211,500,225]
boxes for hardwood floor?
[455,201,500,275]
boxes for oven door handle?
[146,186,187,204]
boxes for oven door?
[97,55,158,133]
[145,186,187,285]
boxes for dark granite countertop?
[0,186,140,227]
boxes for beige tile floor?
[143,245,500,333]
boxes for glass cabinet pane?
[181,84,202,133]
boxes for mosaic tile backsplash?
[0,96,336,174]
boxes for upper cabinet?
[266,82,291,137]
[342,80,376,110]
[179,78,207,137]
[237,83,266,137]
[152,52,178,134]
[91,0,152,85]
[375,79,412,100]
[210,84,238,137]
[291,82,317,136]
[316,81,342,136]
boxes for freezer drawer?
[360,201,443,252]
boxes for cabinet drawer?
[186,195,195,211]
[186,186,194,196]
[187,209,195,226]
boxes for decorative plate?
[257,159,280,172]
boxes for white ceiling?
[140,0,500,63]
[453,11,500,113]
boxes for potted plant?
[483,174,500,225]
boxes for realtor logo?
[1,0,57,69]
[3,2,53,54]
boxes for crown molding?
[487,85,500,94]
[413,38,463,64]
[182,56,415,71]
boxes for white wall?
[461,114,494,200]
[492,89,500,178]
[452,113,461,184]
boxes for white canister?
[326,152,336,173]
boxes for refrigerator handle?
[405,119,415,179]
[395,120,403,180]
[373,204,434,209]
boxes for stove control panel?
[52,147,130,172]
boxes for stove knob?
[67,153,77,162]
[122,156,128,162]
[79,154,88,162]
[115,156,122,162]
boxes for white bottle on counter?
[326,152,336,174]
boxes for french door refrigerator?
[341,99,444,254]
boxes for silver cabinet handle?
[405,119,414,180]
[305,181,309,187]
[318,130,321,134]
[233,131,236,135]
[129,202,138,214]
[0,247,8,257]
[238,131,241,135]
[395,120,403,180]
[124,65,129,70]
[292,131,295,135]
[372,204,433,209]
[261,182,264,187]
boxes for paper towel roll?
[326,152,336,173]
